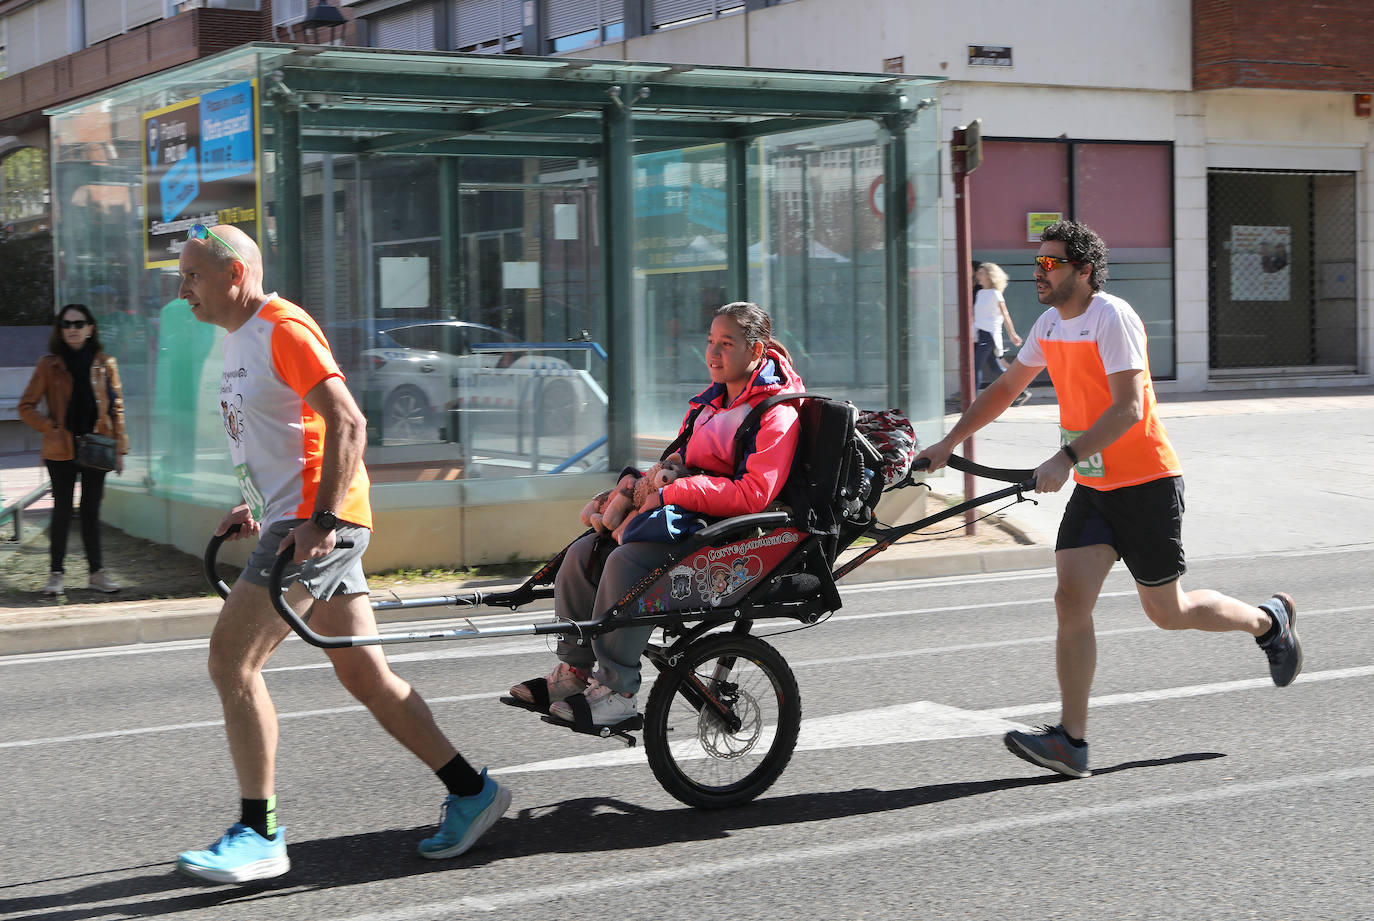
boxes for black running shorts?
[1055,476,1186,587]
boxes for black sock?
[240,795,276,838]
[436,754,484,797]
[1057,727,1087,747]
[1257,606,1280,644]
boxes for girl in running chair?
[508,302,804,728]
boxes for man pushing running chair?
[505,302,804,733]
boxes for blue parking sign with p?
[199,82,255,184]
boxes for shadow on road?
[2,751,1224,918]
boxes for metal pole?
[952,125,976,534]
[883,115,911,413]
[601,90,636,465]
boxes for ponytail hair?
[715,301,790,363]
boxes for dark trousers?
[45,459,106,573]
[973,329,1000,389]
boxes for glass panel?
[49,48,265,505]
[751,122,890,406]
[632,143,730,458]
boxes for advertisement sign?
[1229,225,1291,302]
[143,80,261,268]
[634,148,730,274]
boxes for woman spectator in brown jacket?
[18,304,129,595]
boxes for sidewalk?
[3,385,1371,656]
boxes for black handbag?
[75,433,117,472]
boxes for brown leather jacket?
[18,352,130,462]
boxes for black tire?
[383,385,433,442]
[538,378,580,436]
[644,633,802,809]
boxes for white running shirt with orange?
[218,295,372,530]
[1017,292,1181,491]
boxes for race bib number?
[234,463,267,521]
[1060,428,1105,479]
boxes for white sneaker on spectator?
[43,572,63,595]
[89,570,121,593]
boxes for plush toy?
[583,453,688,541]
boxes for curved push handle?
[268,535,356,648]
[203,523,242,600]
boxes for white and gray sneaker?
[89,570,121,593]
[43,572,63,595]
[548,678,638,726]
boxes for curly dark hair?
[48,303,104,354]
[1040,220,1109,292]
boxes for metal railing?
[0,475,51,542]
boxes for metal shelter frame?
[247,44,943,462]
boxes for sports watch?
[310,509,340,531]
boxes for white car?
[358,321,595,443]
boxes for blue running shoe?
[177,823,289,884]
[417,769,512,860]
[1257,591,1302,687]
[1004,724,1091,778]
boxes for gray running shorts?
[239,518,371,600]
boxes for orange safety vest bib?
[1041,339,1181,491]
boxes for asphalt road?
[3,543,1372,921]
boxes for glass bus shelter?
[46,44,944,568]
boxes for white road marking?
[5,609,1370,751]
[491,667,1374,776]
[493,702,1027,777]
[325,763,1374,919]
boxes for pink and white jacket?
[659,348,804,519]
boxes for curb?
[0,543,1055,657]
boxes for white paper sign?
[503,261,540,289]
[380,256,429,309]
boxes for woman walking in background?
[18,304,129,595]
[972,262,1032,405]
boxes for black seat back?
[733,393,881,550]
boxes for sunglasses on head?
[61,319,89,330]
[1034,255,1078,272]
[186,223,244,263]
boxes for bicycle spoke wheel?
[644,633,801,809]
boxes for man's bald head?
[179,224,268,330]
[200,224,263,279]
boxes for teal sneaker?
[417,769,512,860]
[177,823,289,884]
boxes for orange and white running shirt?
[218,296,372,530]
[1017,292,1181,491]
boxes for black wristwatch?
[310,509,340,531]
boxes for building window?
[273,0,307,26]
[370,2,439,50]
[651,0,745,31]
[2,147,51,224]
[546,0,623,52]
[454,0,524,53]
[970,138,1176,378]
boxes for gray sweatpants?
[553,532,679,695]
